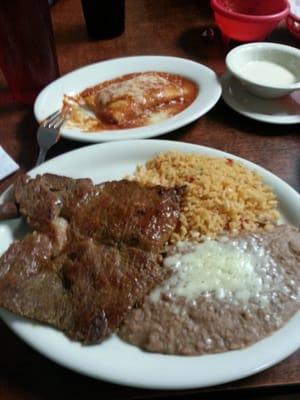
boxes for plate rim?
[1,139,300,390]
[34,55,222,142]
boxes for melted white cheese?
[240,61,297,86]
[97,73,177,106]
[151,238,274,303]
[147,110,169,124]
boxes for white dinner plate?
[0,140,300,390]
[221,71,300,124]
[34,56,222,142]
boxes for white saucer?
[221,71,300,124]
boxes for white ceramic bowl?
[226,42,300,98]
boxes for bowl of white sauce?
[226,42,300,98]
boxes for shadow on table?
[214,100,300,137]
[54,24,88,46]
[177,26,227,68]
[267,25,300,49]
[13,110,39,170]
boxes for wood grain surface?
[0,1,299,399]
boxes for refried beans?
[119,224,300,355]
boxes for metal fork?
[35,110,64,166]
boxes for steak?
[71,180,183,251]
[13,173,94,230]
[10,174,182,251]
[0,174,182,343]
[0,233,163,343]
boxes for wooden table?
[0,1,300,399]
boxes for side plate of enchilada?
[34,56,222,142]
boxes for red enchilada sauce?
[63,72,198,132]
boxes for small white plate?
[34,56,222,142]
[221,71,300,124]
[0,140,300,390]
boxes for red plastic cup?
[0,0,59,105]
[211,0,290,42]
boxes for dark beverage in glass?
[81,0,125,39]
[0,0,59,105]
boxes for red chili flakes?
[186,176,195,183]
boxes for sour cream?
[240,61,297,86]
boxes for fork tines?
[41,110,64,129]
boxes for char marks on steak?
[0,174,182,343]
[13,173,94,230]
[0,234,162,343]
[13,174,182,251]
[71,180,183,251]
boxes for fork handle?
[36,149,47,166]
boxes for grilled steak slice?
[0,175,183,343]
[0,233,163,343]
[12,175,182,252]
[13,174,94,229]
[0,232,64,325]
[58,238,163,342]
[71,180,182,252]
